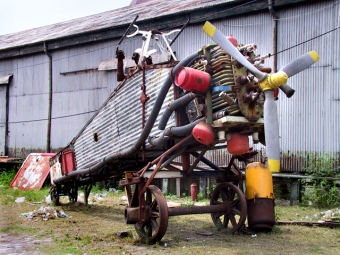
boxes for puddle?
[0,234,51,255]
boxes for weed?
[181,197,195,207]
[206,183,216,198]
[301,153,340,208]
[197,192,205,201]
[215,218,223,231]
[163,191,178,200]
[0,169,17,187]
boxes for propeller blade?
[202,21,267,81]
[280,51,320,77]
[264,90,280,172]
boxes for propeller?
[202,21,319,172]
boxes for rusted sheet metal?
[49,160,63,185]
[71,67,173,169]
[10,153,55,190]
[98,59,136,71]
[0,156,22,163]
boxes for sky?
[0,0,132,35]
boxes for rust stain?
[10,153,55,190]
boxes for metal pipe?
[163,117,205,137]
[190,151,223,171]
[168,203,228,216]
[268,0,278,73]
[44,42,52,153]
[54,52,199,184]
[169,18,190,46]
[158,92,198,130]
[4,76,12,156]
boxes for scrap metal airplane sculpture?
[49,17,319,243]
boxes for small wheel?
[134,185,168,243]
[50,186,60,206]
[210,182,247,233]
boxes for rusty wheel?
[210,182,247,233]
[134,185,168,243]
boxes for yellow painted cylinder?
[245,162,274,200]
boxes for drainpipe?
[44,42,52,153]
[268,0,278,72]
[4,77,12,156]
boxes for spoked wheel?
[50,186,60,206]
[210,182,247,233]
[134,185,168,243]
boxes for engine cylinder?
[192,121,215,145]
[227,133,249,155]
[174,67,211,94]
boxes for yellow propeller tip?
[268,159,280,172]
[309,50,320,62]
[202,21,216,37]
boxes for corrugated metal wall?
[0,54,49,157]
[277,1,340,171]
[0,84,6,155]
[0,0,338,172]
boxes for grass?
[0,186,340,254]
[0,187,50,205]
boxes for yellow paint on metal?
[202,21,216,37]
[309,50,320,62]
[269,71,288,87]
[268,158,280,172]
[245,162,274,200]
[259,71,288,91]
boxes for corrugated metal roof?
[0,0,235,50]
[0,0,306,51]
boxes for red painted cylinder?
[227,35,238,46]
[227,133,249,155]
[191,183,197,201]
[61,149,76,174]
[192,122,215,145]
[174,67,211,94]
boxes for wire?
[0,110,98,125]
[275,27,339,56]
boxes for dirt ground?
[1,191,340,255]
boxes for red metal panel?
[9,153,55,190]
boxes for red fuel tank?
[174,67,211,94]
[192,122,215,145]
[227,133,249,155]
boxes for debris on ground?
[196,231,213,236]
[277,208,340,228]
[117,231,129,238]
[15,197,25,203]
[20,206,69,220]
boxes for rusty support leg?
[187,148,208,175]
[84,182,92,206]
[181,153,190,172]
